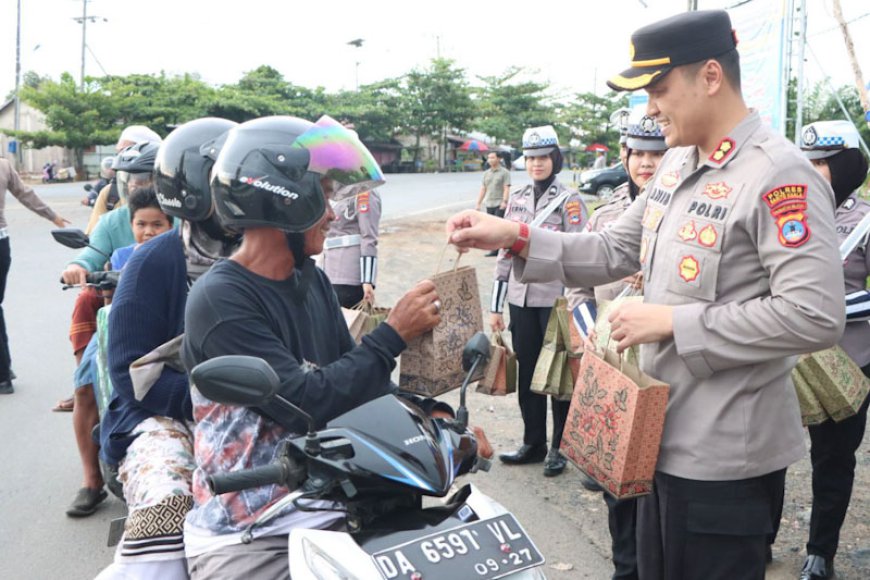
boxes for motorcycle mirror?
[51,228,91,250]
[462,332,491,373]
[455,333,491,433]
[191,355,280,407]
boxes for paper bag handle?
[435,243,463,274]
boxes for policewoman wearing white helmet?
[786,120,869,580]
[321,186,382,308]
[491,125,589,477]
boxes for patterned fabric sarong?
[115,417,194,563]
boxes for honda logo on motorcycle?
[404,435,426,446]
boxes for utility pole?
[687,0,698,11]
[13,0,22,166]
[794,0,807,144]
[831,0,869,129]
[74,0,106,90]
[347,38,364,91]
[80,0,87,89]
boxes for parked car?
[576,163,628,198]
[511,155,526,170]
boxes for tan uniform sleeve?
[358,191,381,285]
[672,163,845,378]
[515,193,646,288]
[7,166,58,223]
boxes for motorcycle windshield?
[327,395,453,495]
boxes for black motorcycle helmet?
[211,115,385,233]
[113,141,159,174]
[153,117,238,222]
[114,141,160,201]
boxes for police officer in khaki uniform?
[786,120,869,580]
[322,188,381,308]
[491,125,589,477]
[447,10,845,579]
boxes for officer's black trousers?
[636,469,785,580]
[604,494,638,580]
[508,304,570,449]
[333,284,364,310]
[485,205,505,218]
[0,238,11,382]
[806,371,870,560]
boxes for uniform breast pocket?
[665,248,721,302]
[542,213,563,232]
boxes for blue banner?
[730,0,788,133]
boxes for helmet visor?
[116,170,130,201]
[293,116,385,200]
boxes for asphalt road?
[0,174,609,580]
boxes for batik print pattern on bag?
[561,348,669,499]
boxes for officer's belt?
[0,228,9,240]
[324,234,362,250]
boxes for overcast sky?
[1,0,867,105]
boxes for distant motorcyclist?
[82,157,116,207]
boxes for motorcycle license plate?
[371,513,544,579]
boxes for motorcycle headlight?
[301,537,361,580]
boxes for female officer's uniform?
[491,125,589,476]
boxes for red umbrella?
[458,139,489,152]
[585,143,609,152]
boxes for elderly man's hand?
[387,280,441,343]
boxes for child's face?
[131,207,172,244]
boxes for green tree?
[206,65,327,122]
[473,67,554,146]
[557,91,628,165]
[401,58,475,166]
[100,72,214,132]
[327,78,405,143]
[12,72,118,169]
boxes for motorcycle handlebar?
[207,463,289,495]
[60,270,121,290]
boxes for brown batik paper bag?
[399,250,484,396]
[560,346,669,499]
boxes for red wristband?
[508,222,530,256]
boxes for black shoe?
[543,449,567,477]
[799,555,834,580]
[0,380,13,395]
[66,487,108,518]
[499,444,548,465]
[485,250,499,257]
[579,472,603,492]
